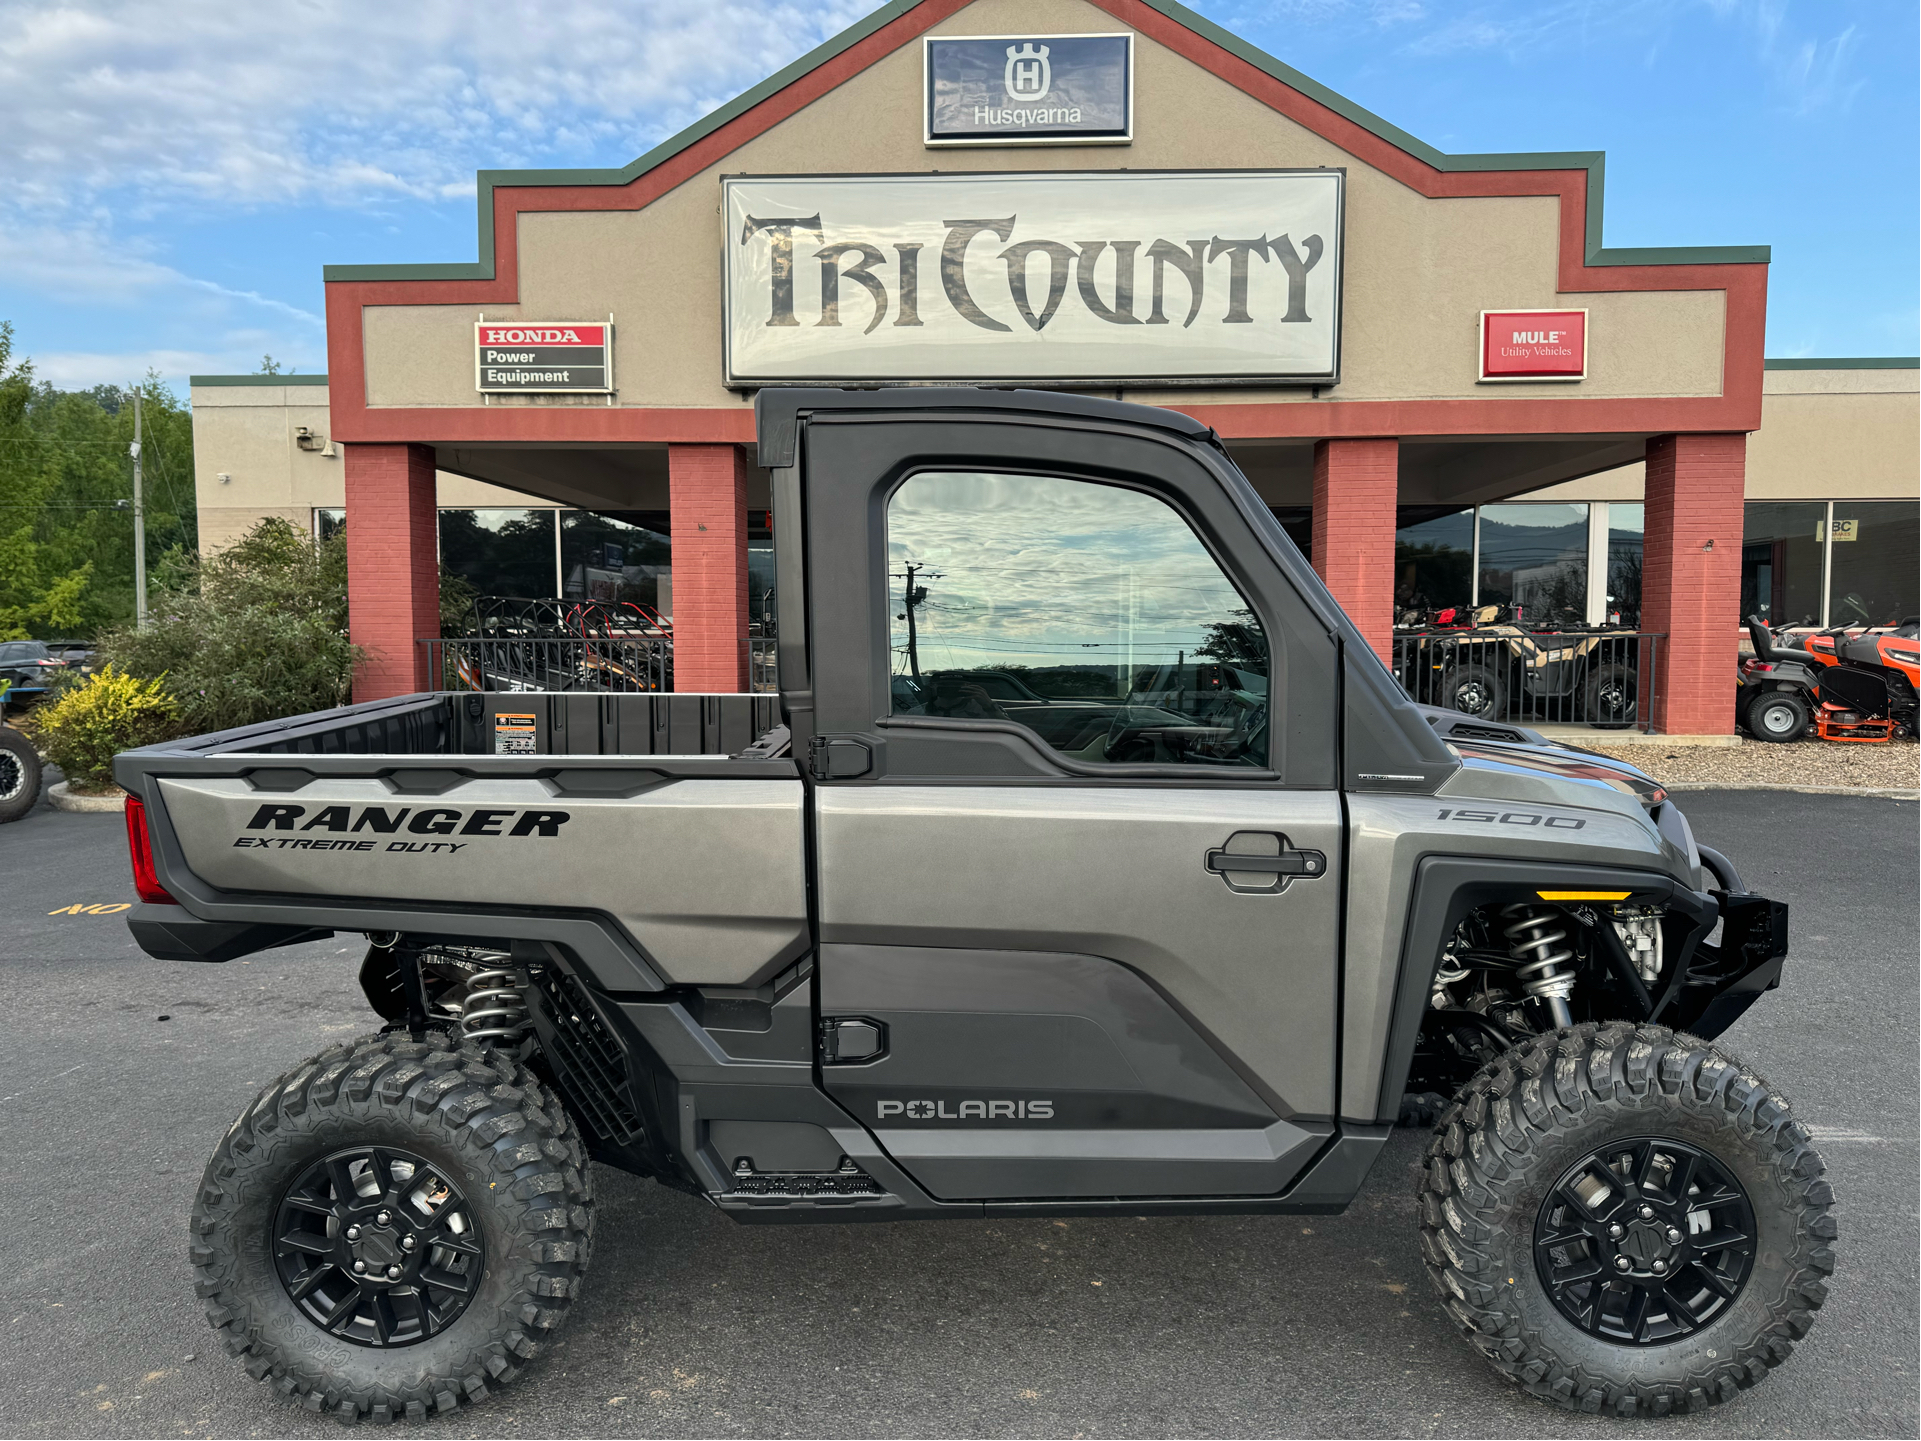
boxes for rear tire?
[1418,1023,1835,1417]
[1744,690,1811,743]
[191,1033,594,1422]
[0,726,40,823]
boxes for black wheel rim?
[1451,679,1494,716]
[1534,1136,1755,1346]
[0,750,22,802]
[273,1146,484,1348]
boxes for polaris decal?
[240,803,571,840]
[876,1099,1054,1120]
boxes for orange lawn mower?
[1740,599,1919,743]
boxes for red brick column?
[668,443,749,693]
[344,442,439,700]
[1311,438,1400,663]
[1643,433,1746,735]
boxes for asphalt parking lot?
[1,786,1914,1438]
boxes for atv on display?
[119,389,1833,1423]
[1401,608,1642,730]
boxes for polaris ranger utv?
[118,389,1833,1423]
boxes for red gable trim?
[326,0,1764,446]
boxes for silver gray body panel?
[1339,760,1694,1121]
[874,1118,1330,1200]
[157,774,808,986]
[815,784,1344,1117]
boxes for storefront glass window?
[1476,504,1589,626]
[747,511,776,632]
[1606,504,1644,628]
[1394,507,1474,621]
[439,509,559,601]
[560,511,670,617]
[1740,502,1825,627]
[1269,506,1313,566]
[315,508,344,541]
[1828,500,1920,627]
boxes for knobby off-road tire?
[0,725,41,823]
[1419,1022,1835,1417]
[191,1033,594,1423]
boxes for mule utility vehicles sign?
[474,321,612,393]
[120,388,1831,1426]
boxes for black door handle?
[1206,848,1325,877]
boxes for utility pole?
[129,385,148,628]
[897,564,933,680]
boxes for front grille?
[527,966,645,1146]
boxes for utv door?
[783,402,1351,1201]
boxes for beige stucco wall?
[1525,366,1920,503]
[191,382,560,554]
[357,0,1726,413]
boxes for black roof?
[754,386,1214,467]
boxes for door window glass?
[1827,501,1919,627]
[1741,502,1825,627]
[887,471,1269,767]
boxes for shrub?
[34,664,178,791]
[96,518,362,735]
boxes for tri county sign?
[722,171,1345,386]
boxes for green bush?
[96,517,362,735]
[34,664,178,791]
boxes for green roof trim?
[190,373,330,386]
[1764,357,1919,370]
[322,0,1768,285]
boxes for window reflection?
[1828,501,1919,627]
[888,471,1269,767]
[1741,502,1825,627]
[1476,504,1589,626]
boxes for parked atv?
[0,680,44,823]
[1409,609,1642,729]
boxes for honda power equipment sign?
[1479,309,1587,382]
[723,170,1344,386]
[924,33,1132,145]
[475,321,614,393]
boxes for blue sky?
[1,0,1913,391]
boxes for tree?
[97,517,359,735]
[0,322,197,640]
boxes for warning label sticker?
[494,713,538,755]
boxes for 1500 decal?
[1435,807,1585,830]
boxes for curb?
[1661,782,1919,799]
[49,781,126,814]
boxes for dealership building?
[189,0,1919,734]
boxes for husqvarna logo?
[1004,43,1051,100]
[877,1098,1054,1121]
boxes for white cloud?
[0,0,873,216]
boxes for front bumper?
[1668,890,1791,1041]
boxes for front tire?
[1441,662,1507,720]
[191,1033,594,1422]
[1419,1023,1835,1417]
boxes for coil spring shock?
[1500,903,1576,1029]
[459,966,530,1045]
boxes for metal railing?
[1392,627,1663,732]
[425,636,671,694]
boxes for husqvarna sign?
[722,170,1344,386]
[925,33,1132,145]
